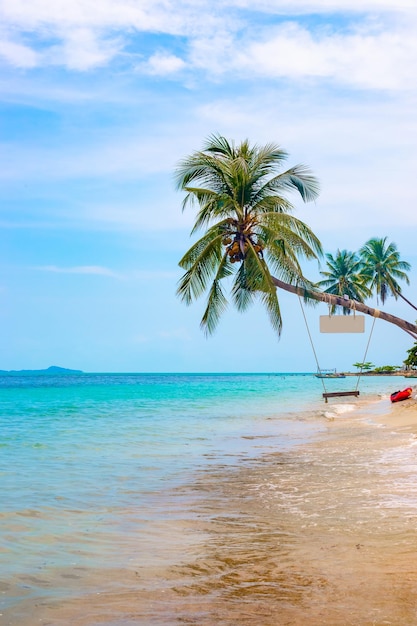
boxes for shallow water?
[1,373,416,624]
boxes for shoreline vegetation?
[344,370,416,376]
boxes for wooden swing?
[299,296,377,402]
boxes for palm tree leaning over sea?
[176,135,417,339]
[176,134,322,336]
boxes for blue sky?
[2,0,417,373]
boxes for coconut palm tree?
[359,237,416,310]
[177,135,417,339]
[176,134,322,336]
[316,249,371,314]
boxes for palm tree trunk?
[272,277,417,340]
[395,290,417,313]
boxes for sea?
[1,372,417,625]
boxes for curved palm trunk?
[272,277,417,340]
[395,290,417,313]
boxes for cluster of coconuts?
[223,235,264,263]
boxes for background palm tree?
[177,136,417,339]
[176,134,322,336]
[404,342,417,369]
[316,249,371,314]
[359,237,415,310]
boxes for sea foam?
[323,402,356,420]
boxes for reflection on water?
[4,407,417,625]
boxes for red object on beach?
[390,387,413,403]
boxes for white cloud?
[225,0,417,11]
[0,0,224,35]
[1,0,413,32]
[145,51,186,75]
[47,28,123,71]
[34,265,123,278]
[0,34,39,67]
[1,0,171,30]
[189,17,417,90]
[0,131,179,182]
[0,0,222,71]
[0,0,416,91]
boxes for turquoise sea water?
[0,372,404,622]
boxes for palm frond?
[260,212,323,258]
[262,165,320,202]
[249,193,295,215]
[231,263,257,312]
[260,289,283,336]
[245,244,277,292]
[175,152,233,195]
[200,278,229,336]
[200,252,233,335]
[251,143,289,174]
[181,187,219,211]
[187,193,237,234]
[203,134,235,157]
[177,231,225,304]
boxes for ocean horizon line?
[0,368,315,376]
[0,368,411,377]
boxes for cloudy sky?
[2,0,417,373]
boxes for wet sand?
[5,394,417,625]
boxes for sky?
[2,0,417,373]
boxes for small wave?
[333,403,356,414]
[323,403,356,420]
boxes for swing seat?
[297,295,376,404]
[323,391,360,403]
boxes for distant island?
[0,366,83,376]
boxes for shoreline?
[366,389,417,431]
[344,371,416,376]
[8,389,417,626]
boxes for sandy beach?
[141,391,417,626]
[372,392,417,431]
[7,388,417,626]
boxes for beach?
[2,374,417,625]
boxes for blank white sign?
[320,315,365,333]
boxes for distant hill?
[0,366,83,376]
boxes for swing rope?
[354,315,377,392]
[298,296,328,395]
[298,296,378,401]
